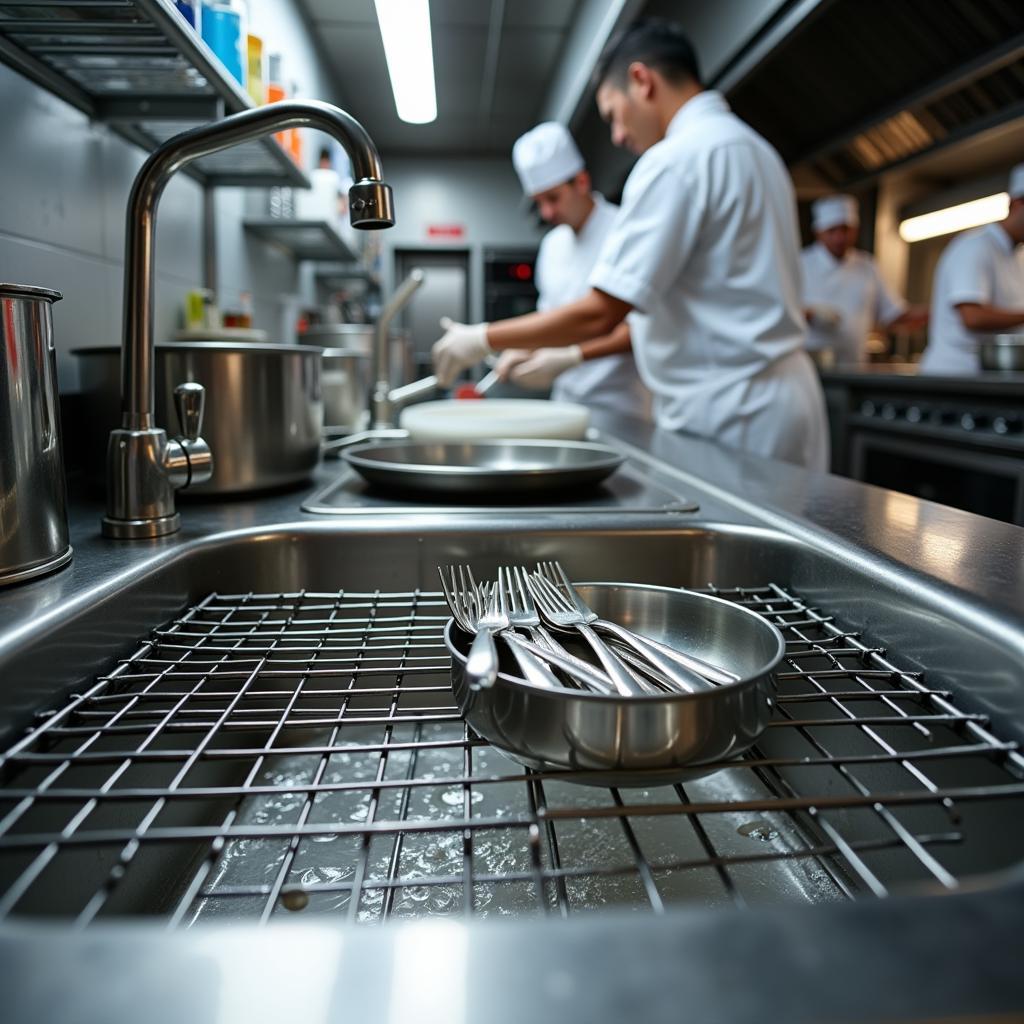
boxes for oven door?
[849,428,1024,525]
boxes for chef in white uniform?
[432,20,828,471]
[495,122,650,419]
[920,163,1024,375]
[802,194,926,365]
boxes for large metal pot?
[0,283,72,585]
[74,341,323,495]
[980,334,1024,372]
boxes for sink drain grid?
[0,583,1022,925]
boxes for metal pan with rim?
[342,438,625,496]
[445,581,785,786]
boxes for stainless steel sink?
[2,519,1024,926]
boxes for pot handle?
[387,374,437,406]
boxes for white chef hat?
[812,194,859,232]
[512,122,585,196]
[1009,163,1024,199]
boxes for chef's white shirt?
[801,242,906,363]
[589,91,828,471]
[920,222,1024,375]
[535,193,650,419]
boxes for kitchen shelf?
[315,261,379,291]
[0,0,308,188]
[243,219,357,261]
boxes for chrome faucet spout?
[122,100,394,428]
[104,100,394,539]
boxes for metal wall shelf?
[0,0,308,188]
[243,220,357,262]
[315,261,379,292]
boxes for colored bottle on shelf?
[245,33,264,106]
[174,0,200,30]
[236,291,254,329]
[200,1,246,89]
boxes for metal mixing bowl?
[980,334,1024,372]
[445,582,785,786]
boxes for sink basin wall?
[2,521,1023,749]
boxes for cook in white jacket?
[432,20,829,471]
[495,122,651,420]
[919,163,1024,375]
[802,194,927,365]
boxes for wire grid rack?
[1,582,1024,927]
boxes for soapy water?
[187,723,844,924]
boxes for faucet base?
[102,513,181,540]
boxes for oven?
[843,389,1024,525]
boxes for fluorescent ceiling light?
[899,192,1009,243]
[374,0,437,124]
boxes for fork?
[438,564,474,633]
[440,566,572,692]
[526,572,650,697]
[531,570,712,696]
[494,566,564,691]
[440,565,506,689]
[536,561,737,690]
[502,566,616,695]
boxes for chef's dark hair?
[594,19,702,89]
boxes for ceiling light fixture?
[374,0,437,125]
[898,192,1009,243]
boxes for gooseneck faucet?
[103,100,395,539]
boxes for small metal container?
[445,582,785,786]
[299,324,414,388]
[0,283,72,586]
[980,334,1024,372]
[321,346,371,430]
[75,341,323,495]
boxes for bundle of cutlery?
[438,561,740,695]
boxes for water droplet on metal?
[280,885,309,911]
[737,820,779,842]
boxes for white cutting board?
[400,399,590,442]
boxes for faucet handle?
[168,381,213,490]
[173,382,205,441]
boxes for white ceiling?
[298,0,583,157]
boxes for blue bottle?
[174,1,200,30]
[201,2,245,88]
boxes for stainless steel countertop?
[3,412,1024,1021]
[4,410,1023,633]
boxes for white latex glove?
[493,348,532,380]
[807,304,843,331]
[509,345,583,390]
[431,317,491,387]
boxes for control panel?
[854,398,1024,441]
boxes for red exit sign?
[426,223,466,239]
